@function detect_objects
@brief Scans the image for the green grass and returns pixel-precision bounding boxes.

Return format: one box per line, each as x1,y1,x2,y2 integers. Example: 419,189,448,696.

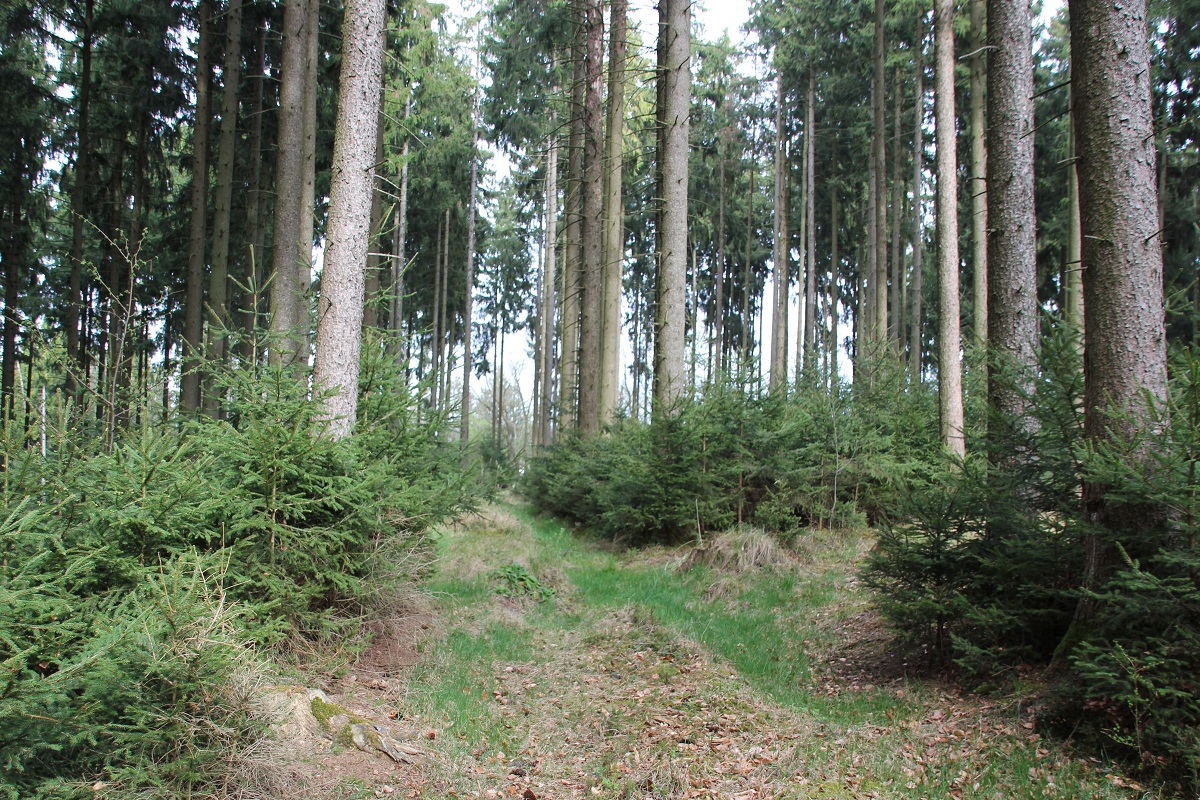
393,501,1141,800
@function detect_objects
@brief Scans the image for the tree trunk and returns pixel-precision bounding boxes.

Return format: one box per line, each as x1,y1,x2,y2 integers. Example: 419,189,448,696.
205,0,243,415
830,168,840,389
1066,98,1084,356
269,0,310,368
970,0,988,347
461,101,479,445
770,71,788,393
559,42,585,430
392,94,412,365
890,65,903,349
873,0,888,348
716,128,727,378
910,36,925,378
1066,0,1168,635
599,0,626,423
67,0,94,391
935,0,965,458
364,104,387,331
577,0,604,436
181,0,213,412
986,0,1037,431
653,0,689,416
539,129,559,445
803,68,817,379
296,0,320,354
242,15,267,362
312,0,387,440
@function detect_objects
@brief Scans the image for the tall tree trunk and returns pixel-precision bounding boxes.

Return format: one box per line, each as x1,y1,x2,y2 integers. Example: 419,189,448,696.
577,0,604,436
653,0,689,416
392,94,412,364
439,209,450,413
312,0,387,440
206,0,243,415
873,0,888,347
364,103,387,331
67,0,94,391
866,107,879,349
770,71,788,393
830,168,840,389
1066,0,1168,635
910,37,926,378
269,0,310,368
803,68,817,378
1066,97,1084,356
599,0,626,423
1,202,20,421
181,0,213,412
935,0,965,458
970,0,988,347
715,129,728,378
559,42,585,430
986,0,1037,432
539,129,559,446
243,15,267,361
461,102,479,445
890,65,903,349
430,213,443,411
296,0,320,354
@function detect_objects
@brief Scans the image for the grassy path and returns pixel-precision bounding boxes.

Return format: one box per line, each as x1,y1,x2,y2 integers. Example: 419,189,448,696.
375,502,1138,800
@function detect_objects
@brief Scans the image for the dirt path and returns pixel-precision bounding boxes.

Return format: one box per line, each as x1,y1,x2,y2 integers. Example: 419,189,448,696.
288,503,1143,800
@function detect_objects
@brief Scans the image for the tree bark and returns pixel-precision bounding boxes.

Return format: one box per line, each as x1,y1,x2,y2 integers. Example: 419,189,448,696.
268,0,310,368
313,0,387,440
770,71,788,393
461,100,480,445
653,0,690,415
803,68,817,379
392,94,412,365
181,0,213,412
873,0,888,348
1066,97,1084,356
935,0,965,458
559,41,585,431
970,0,988,347
67,0,94,391
242,15,267,361
1067,0,1168,633
986,0,1037,430
599,0,626,423
539,130,559,445
206,0,243,415
364,104,387,331
578,0,604,436
890,65,903,349
910,36,925,378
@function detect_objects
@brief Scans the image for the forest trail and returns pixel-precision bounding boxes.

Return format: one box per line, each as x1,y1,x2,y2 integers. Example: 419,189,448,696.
291,502,1141,800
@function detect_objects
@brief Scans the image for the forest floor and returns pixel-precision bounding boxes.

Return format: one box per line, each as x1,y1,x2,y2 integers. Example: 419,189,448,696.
276,500,1148,800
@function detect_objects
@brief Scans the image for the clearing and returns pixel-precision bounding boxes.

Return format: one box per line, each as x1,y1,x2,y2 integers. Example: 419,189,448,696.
282,501,1145,800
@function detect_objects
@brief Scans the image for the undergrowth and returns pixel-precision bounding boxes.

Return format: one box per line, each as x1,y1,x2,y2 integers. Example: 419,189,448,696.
0,342,478,798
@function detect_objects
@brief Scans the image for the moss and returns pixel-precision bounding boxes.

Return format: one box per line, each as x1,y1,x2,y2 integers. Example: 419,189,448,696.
310,695,369,732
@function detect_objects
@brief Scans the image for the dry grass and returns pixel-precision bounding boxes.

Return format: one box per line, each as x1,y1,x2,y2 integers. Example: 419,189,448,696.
681,525,791,575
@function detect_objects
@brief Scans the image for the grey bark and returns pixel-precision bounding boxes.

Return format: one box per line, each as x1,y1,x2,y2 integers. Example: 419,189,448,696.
578,0,604,436
873,0,888,346
970,0,988,347
242,16,267,361
935,0,965,457
313,0,387,439
181,0,213,412
539,131,559,446
559,42,585,430
268,0,309,368
1068,0,1168,631
770,71,788,392
653,0,689,415
600,0,626,423
205,0,243,414
986,0,1037,428
461,101,479,445
803,68,817,378
910,37,925,378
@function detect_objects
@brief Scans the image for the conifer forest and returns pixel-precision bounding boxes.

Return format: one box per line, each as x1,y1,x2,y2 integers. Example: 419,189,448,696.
2,0,1199,796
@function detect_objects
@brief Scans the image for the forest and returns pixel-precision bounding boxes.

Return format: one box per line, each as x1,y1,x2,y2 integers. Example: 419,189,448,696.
1,0,1198,796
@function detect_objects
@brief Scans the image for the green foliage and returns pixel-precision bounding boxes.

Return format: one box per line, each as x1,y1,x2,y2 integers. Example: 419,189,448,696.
865,331,1200,793
0,346,475,797
524,364,940,545
491,563,554,602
